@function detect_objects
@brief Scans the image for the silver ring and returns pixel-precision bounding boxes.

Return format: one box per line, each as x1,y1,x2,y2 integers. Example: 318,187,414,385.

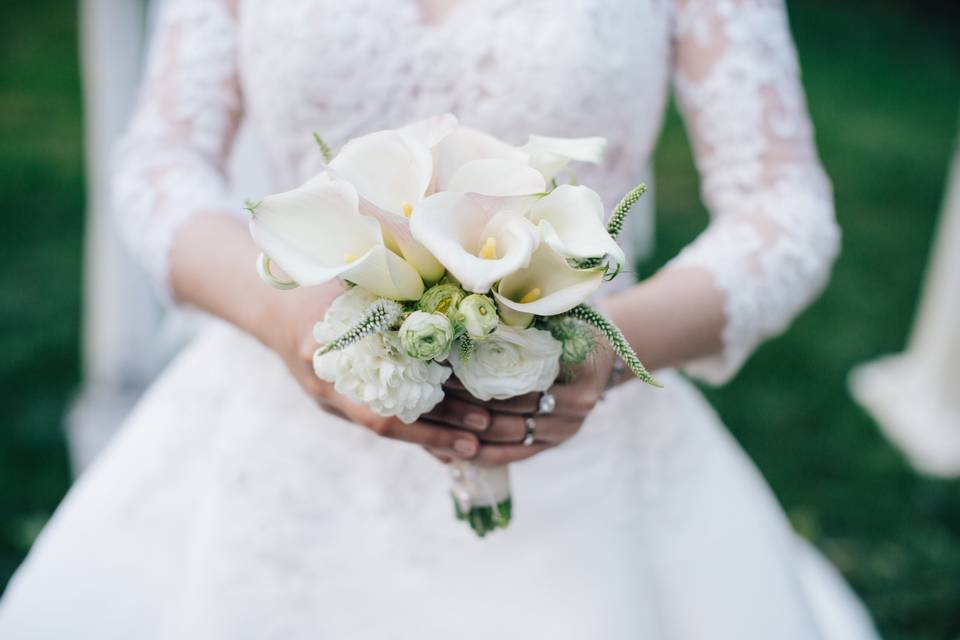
522,416,537,446
537,391,556,415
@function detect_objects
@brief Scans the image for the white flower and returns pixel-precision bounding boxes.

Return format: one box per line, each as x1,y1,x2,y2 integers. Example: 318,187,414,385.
521,134,607,182
398,311,454,361
457,294,498,339
314,290,451,423
527,185,625,267
450,325,562,401
493,243,605,316
249,173,424,300
410,192,539,293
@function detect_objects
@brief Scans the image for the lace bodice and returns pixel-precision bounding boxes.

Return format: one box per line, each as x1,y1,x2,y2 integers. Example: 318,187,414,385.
114,0,838,384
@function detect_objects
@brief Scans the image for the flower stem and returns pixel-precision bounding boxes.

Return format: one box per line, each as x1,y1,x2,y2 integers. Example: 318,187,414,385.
562,303,662,387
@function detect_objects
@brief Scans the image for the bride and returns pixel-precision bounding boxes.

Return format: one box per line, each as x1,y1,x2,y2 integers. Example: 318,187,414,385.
0,0,879,637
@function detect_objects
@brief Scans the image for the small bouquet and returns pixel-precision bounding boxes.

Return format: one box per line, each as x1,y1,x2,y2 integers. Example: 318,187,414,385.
247,115,659,536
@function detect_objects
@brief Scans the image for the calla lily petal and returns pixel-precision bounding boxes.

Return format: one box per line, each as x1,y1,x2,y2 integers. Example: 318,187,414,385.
494,244,604,316
434,127,529,191
447,158,546,196
339,244,425,300
528,185,626,268
329,130,433,213
410,192,538,293
249,174,379,285
249,174,424,300
398,113,458,149
522,135,607,182
358,196,445,283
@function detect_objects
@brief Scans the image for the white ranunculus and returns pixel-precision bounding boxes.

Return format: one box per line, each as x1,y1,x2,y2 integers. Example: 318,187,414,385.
399,311,454,361
521,134,607,182
450,325,562,401
493,243,604,316
458,294,499,339
410,192,539,293
249,174,424,300
527,185,626,269
314,290,451,423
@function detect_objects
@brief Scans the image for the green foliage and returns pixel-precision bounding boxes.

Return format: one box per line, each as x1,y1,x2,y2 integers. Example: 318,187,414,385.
312,132,334,164
316,299,403,355
562,304,660,386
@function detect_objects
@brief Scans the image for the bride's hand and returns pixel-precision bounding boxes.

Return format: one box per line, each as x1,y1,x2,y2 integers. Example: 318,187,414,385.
425,348,615,464
259,281,487,460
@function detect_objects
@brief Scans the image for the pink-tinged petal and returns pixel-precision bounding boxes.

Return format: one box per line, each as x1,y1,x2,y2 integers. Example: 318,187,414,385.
358,196,445,282
329,130,433,211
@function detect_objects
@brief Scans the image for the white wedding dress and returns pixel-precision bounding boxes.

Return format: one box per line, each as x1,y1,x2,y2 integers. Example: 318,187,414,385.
0,0,879,638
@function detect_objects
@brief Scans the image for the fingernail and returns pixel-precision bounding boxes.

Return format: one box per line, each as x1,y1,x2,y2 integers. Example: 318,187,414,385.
453,439,477,457
463,412,488,431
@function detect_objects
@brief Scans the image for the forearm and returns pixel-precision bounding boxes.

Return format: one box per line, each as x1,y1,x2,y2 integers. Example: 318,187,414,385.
600,267,725,375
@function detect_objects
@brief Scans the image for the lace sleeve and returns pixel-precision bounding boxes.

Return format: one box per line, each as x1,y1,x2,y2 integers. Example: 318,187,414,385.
113,0,242,301
666,0,839,385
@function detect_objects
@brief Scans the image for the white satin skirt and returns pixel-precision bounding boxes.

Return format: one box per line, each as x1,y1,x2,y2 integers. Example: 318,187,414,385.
0,322,877,639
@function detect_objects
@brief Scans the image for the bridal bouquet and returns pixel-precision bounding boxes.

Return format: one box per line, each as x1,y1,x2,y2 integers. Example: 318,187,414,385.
247,114,659,537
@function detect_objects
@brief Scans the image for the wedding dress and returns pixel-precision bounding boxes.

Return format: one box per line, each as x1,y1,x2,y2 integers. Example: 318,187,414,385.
0,0,879,637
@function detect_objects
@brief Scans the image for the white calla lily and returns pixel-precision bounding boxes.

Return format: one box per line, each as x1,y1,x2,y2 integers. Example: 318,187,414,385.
493,243,604,316
249,174,424,300
398,113,459,150
410,192,538,293
522,134,607,182
330,129,434,213
447,158,546,196
528,185,626,268
328,128,447,281
434,126,530,191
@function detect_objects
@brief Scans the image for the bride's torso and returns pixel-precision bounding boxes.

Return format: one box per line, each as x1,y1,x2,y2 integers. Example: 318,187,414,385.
236,0,673,208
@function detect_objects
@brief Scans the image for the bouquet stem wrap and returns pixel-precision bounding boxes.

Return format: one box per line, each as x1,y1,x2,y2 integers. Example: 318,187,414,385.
448,461,512,537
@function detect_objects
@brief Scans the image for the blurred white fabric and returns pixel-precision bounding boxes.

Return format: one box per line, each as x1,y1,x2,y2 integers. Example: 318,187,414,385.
68,0,275,473
3,1,876,638
850,126,960,477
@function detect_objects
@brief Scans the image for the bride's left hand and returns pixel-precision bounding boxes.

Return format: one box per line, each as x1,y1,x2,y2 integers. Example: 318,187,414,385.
423,348,615,464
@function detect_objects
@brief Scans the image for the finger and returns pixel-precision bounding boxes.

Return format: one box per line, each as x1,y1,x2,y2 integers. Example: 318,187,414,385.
473,442,552,465
479,412,526,444
444,388,541,415
365,415,480,459
424,447,454,464
422,395,491,432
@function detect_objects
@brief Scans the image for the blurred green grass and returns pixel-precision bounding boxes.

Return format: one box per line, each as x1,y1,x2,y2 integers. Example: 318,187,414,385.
0,1,958,638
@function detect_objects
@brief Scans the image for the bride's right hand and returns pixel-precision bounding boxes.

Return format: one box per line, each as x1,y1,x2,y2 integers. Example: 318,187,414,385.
259,280,488,460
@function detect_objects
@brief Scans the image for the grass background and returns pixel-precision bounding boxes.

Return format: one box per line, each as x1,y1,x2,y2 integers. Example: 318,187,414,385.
1,1,958,637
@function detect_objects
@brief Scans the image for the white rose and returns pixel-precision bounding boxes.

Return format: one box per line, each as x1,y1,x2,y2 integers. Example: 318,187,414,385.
451,325,562,401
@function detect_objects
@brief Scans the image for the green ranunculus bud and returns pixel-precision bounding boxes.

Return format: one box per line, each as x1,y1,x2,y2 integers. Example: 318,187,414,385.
458,294,499,340
399,311,454,361
418,283,466,317
545,316,595,365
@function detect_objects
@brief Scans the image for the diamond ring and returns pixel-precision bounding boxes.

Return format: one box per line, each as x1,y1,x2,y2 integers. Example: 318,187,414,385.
522,416,537,446
537,391,556,415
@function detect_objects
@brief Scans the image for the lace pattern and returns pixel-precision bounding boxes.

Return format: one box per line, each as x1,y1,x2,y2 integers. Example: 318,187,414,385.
667,0,838,382
113,0,837,384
